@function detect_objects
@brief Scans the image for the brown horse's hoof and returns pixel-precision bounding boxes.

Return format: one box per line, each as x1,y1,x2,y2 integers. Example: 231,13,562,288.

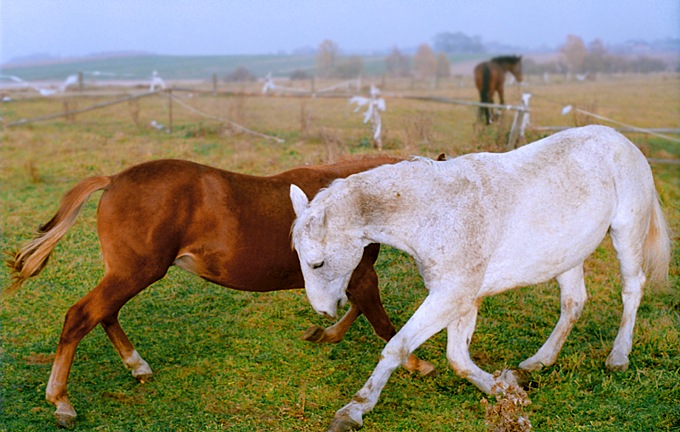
134,372,153,383
418,360,438,378
326,416,363,432
302,325,326,343
55,411,77,429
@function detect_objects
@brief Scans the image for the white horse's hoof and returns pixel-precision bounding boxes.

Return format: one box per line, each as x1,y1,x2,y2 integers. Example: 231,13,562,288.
605,352,629,372
327,416,363,432
328,405,363,432
519,358,545,372
499,369,520,386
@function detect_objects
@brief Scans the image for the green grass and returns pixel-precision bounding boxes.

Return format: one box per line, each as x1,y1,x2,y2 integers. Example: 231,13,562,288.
0,74,679,431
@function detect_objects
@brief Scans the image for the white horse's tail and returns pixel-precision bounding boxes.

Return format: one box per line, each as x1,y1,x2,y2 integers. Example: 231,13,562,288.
642,194,672,286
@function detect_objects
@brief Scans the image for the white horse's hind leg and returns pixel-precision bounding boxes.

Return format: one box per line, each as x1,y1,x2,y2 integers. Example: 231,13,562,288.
606,227,646,371
519,265,587,371
326,292,453,431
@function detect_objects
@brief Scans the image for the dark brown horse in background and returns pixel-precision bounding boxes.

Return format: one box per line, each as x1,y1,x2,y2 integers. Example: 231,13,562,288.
5,157,434,428
474,55,523,124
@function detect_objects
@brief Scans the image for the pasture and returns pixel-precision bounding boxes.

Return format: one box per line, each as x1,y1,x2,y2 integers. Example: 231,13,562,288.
1,73,678,431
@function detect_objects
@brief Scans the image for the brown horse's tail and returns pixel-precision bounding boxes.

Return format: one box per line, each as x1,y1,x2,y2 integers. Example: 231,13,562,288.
480,63,491,103
479,63,492,123
642,193,672,286
3,176,112,297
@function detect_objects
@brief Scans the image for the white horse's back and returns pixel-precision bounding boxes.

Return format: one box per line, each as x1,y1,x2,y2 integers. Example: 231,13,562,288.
346,125,664,295
453,125,661,294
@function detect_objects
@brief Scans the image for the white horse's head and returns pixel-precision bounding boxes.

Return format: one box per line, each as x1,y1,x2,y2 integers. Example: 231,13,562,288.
290,184,366,319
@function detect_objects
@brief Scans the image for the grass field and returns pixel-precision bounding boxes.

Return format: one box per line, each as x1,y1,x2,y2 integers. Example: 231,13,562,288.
0,73,678,431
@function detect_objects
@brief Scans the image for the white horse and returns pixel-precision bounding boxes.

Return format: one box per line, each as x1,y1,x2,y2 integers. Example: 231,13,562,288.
290,125,671,431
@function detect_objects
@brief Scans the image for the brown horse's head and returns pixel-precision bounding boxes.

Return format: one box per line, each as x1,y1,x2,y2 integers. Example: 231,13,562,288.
508,56,522,82
493,55,523,82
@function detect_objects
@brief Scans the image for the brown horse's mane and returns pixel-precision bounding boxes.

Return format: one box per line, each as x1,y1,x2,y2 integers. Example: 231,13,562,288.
305,155,403,174
323,155,402,167
491,55,521,65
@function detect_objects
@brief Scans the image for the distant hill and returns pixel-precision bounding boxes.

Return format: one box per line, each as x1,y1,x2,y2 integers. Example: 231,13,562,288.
0,53,488,82
0,54,342,82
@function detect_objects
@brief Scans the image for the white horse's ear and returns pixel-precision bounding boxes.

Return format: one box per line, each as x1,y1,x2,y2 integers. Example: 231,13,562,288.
290,184,309,217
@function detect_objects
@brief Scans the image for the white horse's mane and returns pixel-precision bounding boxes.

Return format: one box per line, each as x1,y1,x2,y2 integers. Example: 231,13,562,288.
409,155,435,164
292,156,450,240
408,155,451,172
290,178,347,243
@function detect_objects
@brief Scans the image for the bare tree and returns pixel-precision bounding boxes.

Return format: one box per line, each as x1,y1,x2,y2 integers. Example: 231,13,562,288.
316,39,339,78
560,34,588,73
385,47,410,77
413,44,437,81
584,38,611,73
336,56,364,79
436,53,451,79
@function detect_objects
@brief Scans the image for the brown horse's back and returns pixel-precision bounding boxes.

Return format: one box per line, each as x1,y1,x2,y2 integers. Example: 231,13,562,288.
97,157,400,291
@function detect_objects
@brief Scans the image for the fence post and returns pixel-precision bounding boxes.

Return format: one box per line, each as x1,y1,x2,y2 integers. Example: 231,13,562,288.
506,93,531,150
507,110,524,150
167,89,173,133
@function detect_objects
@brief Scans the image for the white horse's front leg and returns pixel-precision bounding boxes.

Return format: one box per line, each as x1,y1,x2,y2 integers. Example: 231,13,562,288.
445,299,520,394
326,293,453,432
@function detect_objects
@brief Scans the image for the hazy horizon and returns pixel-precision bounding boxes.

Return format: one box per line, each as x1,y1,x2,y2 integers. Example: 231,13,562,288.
1,0,679,64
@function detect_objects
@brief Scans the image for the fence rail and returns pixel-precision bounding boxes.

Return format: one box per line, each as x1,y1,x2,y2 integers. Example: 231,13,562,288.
534,126,680,134
2,84,678,164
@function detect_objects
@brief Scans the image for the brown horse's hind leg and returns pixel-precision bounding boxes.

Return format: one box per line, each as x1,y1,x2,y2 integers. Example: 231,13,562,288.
351,275,436,377
101,315,153,382
347,247,436,377
46,273,155,428
302,244,436,376
47,338,79,428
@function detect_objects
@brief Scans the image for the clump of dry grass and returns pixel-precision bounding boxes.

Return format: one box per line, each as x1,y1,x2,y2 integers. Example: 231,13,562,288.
472,115,513,153
569,101,598,127
127,98,141,128
480,371,532,432
24,159,42,183
62,100,78,122
404,111,434,149
319,127,347,163
229,93,247,125
299,100,312,137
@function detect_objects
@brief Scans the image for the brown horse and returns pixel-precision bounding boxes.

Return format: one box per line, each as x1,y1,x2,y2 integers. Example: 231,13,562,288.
5,157,435,428
474,55,523,125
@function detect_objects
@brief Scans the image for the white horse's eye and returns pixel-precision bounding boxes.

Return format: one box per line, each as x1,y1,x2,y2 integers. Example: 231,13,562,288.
312,261,325,270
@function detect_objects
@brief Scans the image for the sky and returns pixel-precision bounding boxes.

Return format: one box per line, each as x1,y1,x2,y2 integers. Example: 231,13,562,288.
1,0,678,63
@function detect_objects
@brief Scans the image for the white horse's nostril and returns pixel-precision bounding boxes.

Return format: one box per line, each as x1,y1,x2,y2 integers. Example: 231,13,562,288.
320,310,336,320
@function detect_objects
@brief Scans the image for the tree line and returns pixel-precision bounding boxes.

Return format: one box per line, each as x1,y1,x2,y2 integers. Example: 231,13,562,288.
548,34,672,74
314,40,453,81
223,33,675,82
